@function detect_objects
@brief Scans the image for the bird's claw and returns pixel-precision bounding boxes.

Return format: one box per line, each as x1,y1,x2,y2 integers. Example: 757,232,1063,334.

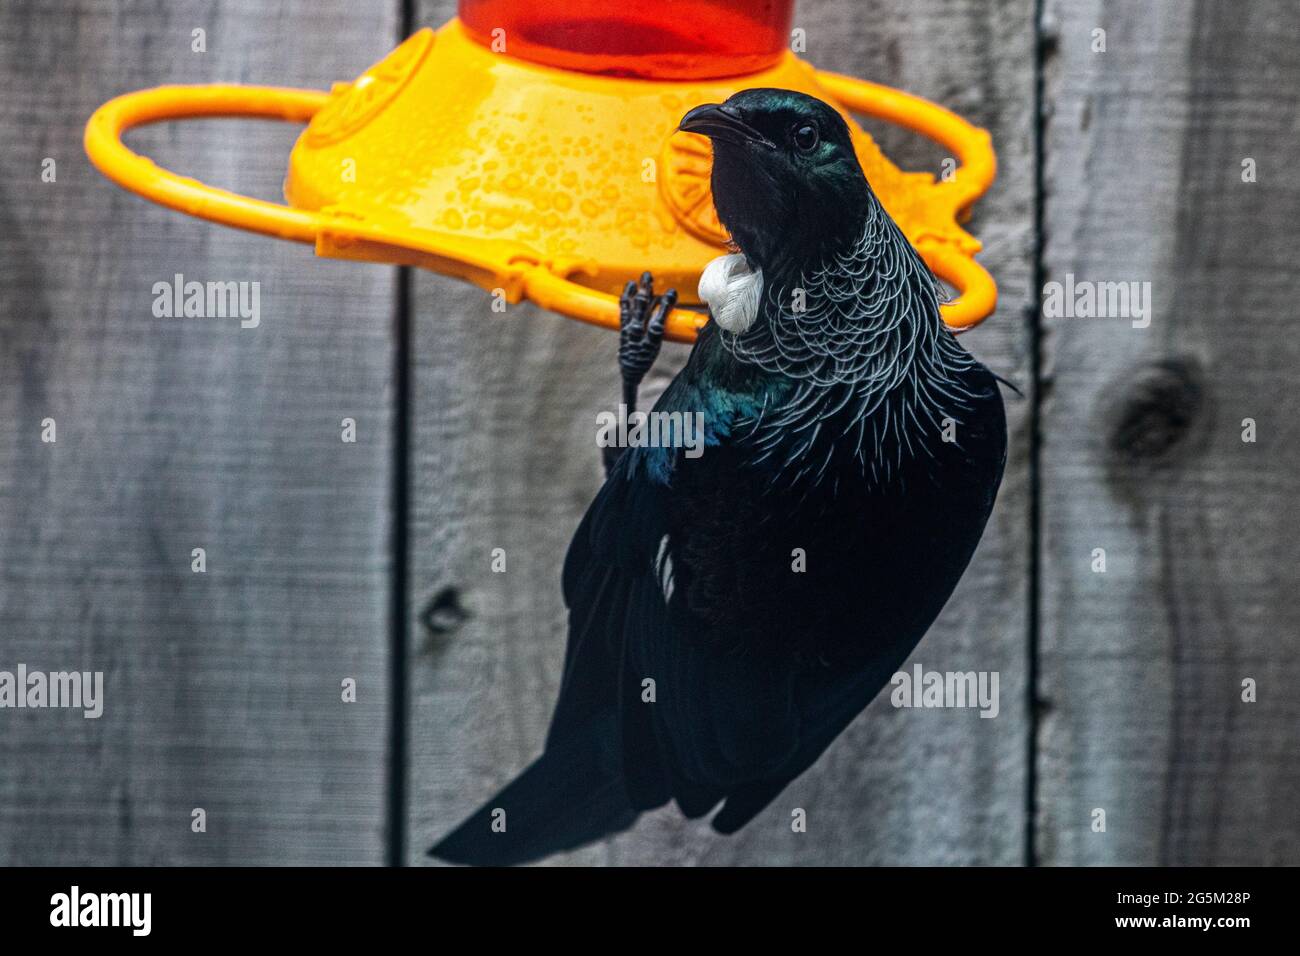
619,271,676,404
603,272,675,476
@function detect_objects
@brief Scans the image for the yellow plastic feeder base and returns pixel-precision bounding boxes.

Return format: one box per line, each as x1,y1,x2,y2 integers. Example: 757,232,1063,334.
85,19,997,342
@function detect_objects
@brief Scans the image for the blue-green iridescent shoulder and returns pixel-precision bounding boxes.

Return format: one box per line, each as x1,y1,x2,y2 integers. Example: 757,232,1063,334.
630,323,791,485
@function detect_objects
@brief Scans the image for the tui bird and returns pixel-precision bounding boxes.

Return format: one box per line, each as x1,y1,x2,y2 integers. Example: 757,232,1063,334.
430,89,1007,865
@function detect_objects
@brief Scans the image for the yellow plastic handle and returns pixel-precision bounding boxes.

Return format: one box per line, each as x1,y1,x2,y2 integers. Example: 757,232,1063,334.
84,79,994,343
84,83,531,297
84,84,328,243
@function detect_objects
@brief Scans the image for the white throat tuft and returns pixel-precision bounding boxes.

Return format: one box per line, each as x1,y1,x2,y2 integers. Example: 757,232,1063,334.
698,253,764,334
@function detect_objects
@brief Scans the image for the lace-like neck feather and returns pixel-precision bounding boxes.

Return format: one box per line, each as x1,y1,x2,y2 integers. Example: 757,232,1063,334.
719,192,979,490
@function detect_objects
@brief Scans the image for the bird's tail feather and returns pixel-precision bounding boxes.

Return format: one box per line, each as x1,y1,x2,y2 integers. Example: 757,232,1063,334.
428,713,638,866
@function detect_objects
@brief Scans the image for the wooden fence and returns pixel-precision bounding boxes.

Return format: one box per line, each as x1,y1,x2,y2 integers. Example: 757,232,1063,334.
0,0,1295,865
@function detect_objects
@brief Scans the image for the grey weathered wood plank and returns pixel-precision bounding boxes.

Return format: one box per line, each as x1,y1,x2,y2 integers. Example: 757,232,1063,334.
407,0,1035,864
0,0,400,864
1038,0,1300,864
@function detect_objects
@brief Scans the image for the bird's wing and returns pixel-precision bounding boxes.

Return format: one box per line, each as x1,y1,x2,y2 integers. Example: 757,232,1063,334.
547,449,665,752
552,352,1005,827
551,379,813,818
708,366,1010,832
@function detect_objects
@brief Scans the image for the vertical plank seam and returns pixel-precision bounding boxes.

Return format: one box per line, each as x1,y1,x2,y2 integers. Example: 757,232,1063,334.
387,0,419,868
389,263,413,867
1026,0,1049,868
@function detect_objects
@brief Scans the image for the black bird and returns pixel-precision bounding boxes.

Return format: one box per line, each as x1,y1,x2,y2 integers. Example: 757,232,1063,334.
430,89,1007,865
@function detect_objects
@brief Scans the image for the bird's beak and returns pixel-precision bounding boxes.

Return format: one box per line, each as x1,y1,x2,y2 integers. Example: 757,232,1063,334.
678,103,776,149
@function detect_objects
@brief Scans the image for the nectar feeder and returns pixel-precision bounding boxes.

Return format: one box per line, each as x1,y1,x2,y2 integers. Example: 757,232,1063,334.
84,0,998,342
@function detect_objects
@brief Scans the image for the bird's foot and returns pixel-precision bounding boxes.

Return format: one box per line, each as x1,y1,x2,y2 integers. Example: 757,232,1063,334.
604,272,676,475
618,271,676,409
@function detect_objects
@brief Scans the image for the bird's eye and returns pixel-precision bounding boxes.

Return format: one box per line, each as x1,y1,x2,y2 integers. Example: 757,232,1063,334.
792,122,819,152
